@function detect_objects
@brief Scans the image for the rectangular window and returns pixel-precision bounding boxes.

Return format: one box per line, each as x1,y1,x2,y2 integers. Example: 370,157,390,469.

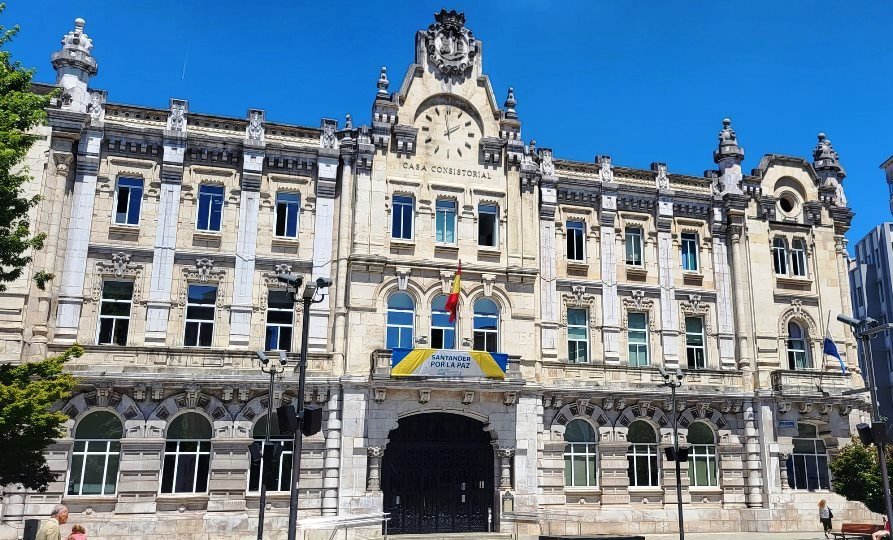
275,192,300,238
114,177,143,225
567,308,589,363
392,195,414,240
681,232,699,271
790,240,807,277
685,317,707,369
478,204,498,247
435,199,457,244
196,184,224,232
265,290,294,352
248,440,293,493
772,239,788,275
566,221,586,261
67,440,120,496
184,284,217,347
625,227,643,266
628,312,649,366
97,281,134,346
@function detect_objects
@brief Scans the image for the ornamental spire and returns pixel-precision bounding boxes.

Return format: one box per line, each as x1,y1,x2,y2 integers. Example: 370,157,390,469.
51,18,99,113
504,88,517,120
377,66,389,96
713,118,744,164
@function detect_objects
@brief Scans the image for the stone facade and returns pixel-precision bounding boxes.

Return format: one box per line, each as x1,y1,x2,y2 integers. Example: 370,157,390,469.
0,10,879,540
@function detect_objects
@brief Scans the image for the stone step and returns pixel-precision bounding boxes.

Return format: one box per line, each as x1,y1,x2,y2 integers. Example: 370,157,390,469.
388,533,513,540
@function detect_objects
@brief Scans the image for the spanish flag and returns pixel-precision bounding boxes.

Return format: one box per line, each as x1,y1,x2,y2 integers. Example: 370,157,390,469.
445,261,461,323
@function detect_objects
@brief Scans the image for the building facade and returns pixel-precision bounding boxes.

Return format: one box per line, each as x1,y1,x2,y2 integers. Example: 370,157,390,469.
0,11,879,539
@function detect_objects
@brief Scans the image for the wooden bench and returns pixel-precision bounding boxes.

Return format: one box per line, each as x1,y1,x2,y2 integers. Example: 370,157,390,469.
829,523,885,540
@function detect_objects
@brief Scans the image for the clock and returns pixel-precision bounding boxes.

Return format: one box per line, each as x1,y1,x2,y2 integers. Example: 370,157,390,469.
418,103,480,160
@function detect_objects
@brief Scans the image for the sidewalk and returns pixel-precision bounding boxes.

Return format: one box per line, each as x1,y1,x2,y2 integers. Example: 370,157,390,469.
647,534,829,540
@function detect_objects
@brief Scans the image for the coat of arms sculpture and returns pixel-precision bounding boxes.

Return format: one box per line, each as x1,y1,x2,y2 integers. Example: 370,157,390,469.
425,9,477,76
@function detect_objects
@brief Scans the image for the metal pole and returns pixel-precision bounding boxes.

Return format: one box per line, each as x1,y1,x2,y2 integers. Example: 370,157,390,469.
672,382,684,540
257,366,275,540
862,333,893,527
287,293,313,540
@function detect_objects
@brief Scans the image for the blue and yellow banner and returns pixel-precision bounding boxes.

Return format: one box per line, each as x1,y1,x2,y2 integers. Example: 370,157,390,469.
391,348,507,378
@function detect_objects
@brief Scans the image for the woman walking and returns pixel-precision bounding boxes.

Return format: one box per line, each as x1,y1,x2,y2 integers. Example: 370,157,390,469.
819,499,834,538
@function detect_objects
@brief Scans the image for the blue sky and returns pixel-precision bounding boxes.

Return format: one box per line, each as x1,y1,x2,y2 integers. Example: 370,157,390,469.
6,1,892,245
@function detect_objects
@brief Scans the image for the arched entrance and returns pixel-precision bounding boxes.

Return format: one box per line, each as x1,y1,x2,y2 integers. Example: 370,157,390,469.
382,413,495,534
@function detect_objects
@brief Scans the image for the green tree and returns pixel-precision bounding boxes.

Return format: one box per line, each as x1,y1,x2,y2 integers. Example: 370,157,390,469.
0,3,54,292
0,345,79,491
830,437,893,514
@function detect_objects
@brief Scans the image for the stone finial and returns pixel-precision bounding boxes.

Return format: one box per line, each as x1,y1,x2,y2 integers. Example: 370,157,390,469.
713,118,744,164
246,109,265,142
51,18,98,76
377,66,389,96
812,132,846,179
345,113,353,130
320,118,339,150
504,87,517,119
167,99,188,133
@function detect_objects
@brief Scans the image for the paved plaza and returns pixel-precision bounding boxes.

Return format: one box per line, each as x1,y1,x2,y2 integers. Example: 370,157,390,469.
648,534,836,540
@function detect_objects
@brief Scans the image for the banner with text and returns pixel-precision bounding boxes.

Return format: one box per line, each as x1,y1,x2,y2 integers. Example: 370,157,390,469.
391,348,508,379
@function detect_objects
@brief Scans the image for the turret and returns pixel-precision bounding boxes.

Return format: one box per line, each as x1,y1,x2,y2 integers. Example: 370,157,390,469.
812,133,847,207
50,18,98,113
712,118,744,195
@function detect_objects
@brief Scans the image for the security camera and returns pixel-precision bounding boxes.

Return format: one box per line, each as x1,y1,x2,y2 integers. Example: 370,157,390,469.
255,350,269,365
316,277,333,288
657,366,669,379
837,314,861,327
278,351,288,366
276,273,304,288
675,368,684,380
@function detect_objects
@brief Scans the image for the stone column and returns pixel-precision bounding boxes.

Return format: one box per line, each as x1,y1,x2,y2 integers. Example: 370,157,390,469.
712,217,737,369
717,441,746,507
539,439,566,506
207,438,251,512
115,437,165,514
513,394,542,512
655,196,681,368
229,109,265,347
338,387,371,513
727,215,754,373
778,452,790,489
599,440,632,505
322,390,342,515
600,185,621,365
538,175,558,360
834,236,857,369
309,121,339,351
145,99,187,344
496,446,515,489
55,119,103,342
743,400,764,507
366,446,384,491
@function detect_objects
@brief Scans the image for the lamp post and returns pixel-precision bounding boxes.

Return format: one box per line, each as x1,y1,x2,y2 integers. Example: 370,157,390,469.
837,314,893,528
659,366,686,540
253,350,287,540
277,273,332,540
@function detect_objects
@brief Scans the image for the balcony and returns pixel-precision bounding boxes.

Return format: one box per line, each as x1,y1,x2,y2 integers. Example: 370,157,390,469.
371,348,523,383
770,369,850,398
541,362,746,395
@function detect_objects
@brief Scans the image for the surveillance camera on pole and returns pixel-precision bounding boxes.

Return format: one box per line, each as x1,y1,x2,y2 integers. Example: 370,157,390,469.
276,273,304,289
278,351,288,367
255,350,269,365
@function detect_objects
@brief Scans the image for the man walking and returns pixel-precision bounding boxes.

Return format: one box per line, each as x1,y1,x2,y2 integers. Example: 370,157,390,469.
35,505,68,540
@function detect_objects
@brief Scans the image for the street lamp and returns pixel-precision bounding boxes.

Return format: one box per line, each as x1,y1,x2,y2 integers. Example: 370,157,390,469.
658,366,686,540
253,349,287,540
277,274,332,540
837,314,893,529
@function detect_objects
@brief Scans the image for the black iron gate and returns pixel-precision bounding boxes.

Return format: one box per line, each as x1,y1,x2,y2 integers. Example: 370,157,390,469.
382,413,494,534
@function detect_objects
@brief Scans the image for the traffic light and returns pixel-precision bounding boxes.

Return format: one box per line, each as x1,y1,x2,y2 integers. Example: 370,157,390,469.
664,446,691,462
262,442,283,490
277,404,298,434
301,405,323,437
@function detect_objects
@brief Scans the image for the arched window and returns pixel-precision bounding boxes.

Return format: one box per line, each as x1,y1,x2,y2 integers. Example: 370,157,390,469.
67,411,122,496
248,412,294,493
687,422,718,487
161,412,212,494
786,321,811,370
791,239,808,277
787,423,829,490
772,238,788,275
563,419,598,487
473,298,499,353
386,293,415,349
430,295,455,349
627,420,659,487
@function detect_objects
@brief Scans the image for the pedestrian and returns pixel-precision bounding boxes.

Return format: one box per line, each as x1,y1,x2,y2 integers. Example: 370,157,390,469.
67,524,87,540
872,517,891,540
819,499,833,538
34,504,68,540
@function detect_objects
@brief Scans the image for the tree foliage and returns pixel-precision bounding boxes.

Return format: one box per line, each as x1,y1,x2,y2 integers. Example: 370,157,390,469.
830,437,893,515
0,346,79,491
0,3,54,292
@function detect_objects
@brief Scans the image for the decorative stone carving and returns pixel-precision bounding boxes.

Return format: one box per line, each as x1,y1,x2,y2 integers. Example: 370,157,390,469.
344,113,353,130
817,403,833,415
540,148,555,177
377,66,389,96
418,389,430,404
87,91,104,124
462,391,475,405
238,385,250,403
779,452,791,489
570,285,586,306
92,252,143,302
837,403,852,416
798,402,813,414
395,267,411,291
812,132,847,207
654,162,669,190
222,386,234,402
179,260,226,307
52,151,73,176
151,384,164,401
496,446,515,489
246,109,264,142
503,392,517,406
367,446,384,491
320,118,338,149
777,401,792,414
482,274,496,297
424,9,478,76
168,99,187,132
504,87,517,120
184,384,201,409
133,383,146,401
598,155,614,184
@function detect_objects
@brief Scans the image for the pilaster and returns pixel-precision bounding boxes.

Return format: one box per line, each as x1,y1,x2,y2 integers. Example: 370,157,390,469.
718,442,747,507
600,181,621,365
538,169,558,360
711,207,737,369
598,440,631,504
321,390,342,515
513,394,542,512
659,446,691,504
309,119,339,351
207,438,252,512
656,194,679,368
743,400,764,508
115,438,165,514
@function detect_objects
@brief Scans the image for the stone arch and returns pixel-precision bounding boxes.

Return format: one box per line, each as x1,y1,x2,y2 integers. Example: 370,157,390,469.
234,393,296,438
60,391,144,438
373,277,426,312
421,280,463,308
778,307,818,338
550,400,610,441
615,403,671,443
413,94,484,134
465,285,514,318
374,408,497,450
147,391,232,438
679,405,732,444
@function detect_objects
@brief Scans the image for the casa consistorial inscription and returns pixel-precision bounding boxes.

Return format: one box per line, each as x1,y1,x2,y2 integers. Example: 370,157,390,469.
401,158,494,179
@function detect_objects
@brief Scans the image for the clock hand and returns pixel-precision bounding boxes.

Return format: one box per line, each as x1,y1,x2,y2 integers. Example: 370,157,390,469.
443,125,461,137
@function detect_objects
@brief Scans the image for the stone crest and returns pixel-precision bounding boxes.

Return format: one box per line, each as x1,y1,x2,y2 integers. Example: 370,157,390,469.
540,148,555,177
655,163,669,190
168,99,187,132
425,9,478,76
246,110,264,142
320,119,338,150
88,91,104,124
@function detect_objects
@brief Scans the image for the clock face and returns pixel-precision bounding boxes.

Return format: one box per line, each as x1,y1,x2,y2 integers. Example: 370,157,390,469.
418,104,479,160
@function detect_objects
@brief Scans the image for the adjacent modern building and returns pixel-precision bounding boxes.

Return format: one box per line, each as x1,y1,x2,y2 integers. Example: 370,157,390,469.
0,10,879,539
